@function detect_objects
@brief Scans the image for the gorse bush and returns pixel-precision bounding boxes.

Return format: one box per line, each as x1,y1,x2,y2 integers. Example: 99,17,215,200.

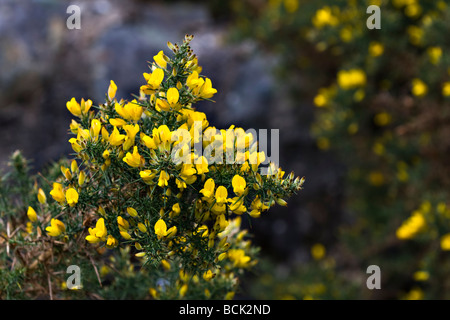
0,35,304,299
220,0,450,299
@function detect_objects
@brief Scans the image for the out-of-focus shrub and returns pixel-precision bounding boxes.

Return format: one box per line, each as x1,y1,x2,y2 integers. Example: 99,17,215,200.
220,0,450,299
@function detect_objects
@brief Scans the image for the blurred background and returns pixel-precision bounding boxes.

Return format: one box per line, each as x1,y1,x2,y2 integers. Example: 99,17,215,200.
1,0,450,299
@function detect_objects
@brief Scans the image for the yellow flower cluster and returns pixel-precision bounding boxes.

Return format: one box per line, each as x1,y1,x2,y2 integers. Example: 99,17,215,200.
40,35,304,278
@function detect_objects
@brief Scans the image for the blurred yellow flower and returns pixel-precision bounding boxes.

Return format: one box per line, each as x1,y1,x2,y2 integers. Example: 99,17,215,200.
396,211,426,240
27,206,37,222
311,243,326,260
411,78,427,97
337,69,366,90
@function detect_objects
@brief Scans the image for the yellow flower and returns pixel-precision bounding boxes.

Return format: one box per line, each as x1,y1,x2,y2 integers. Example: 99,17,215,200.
108,80,117,100
140,170,156,184
312,6,339,28
369,41,384,57
186,70,201,89
127,207,138,217
27,206,38,222
413,271,429,281
115,100,143,122
195,156,209,175
442,82,450,96
123,124,140,151
106,235,118,248
311,243,326,260
412,78,427,97
374,112,392,126
153,50,167,69
123,146,145,168
198,78,217,99
203,269,215,281
154,219,168,239
157,87,180,111
179,284,188,298
37,188,46,204
86,218,108,243
232,175,246,196
66,188,79,207
141,68,164,94
337,69,366,90
227,249,251,268
158,170,170,187
90,119,102,140
50,182,65,203
396,211,426,240
171,203,181,218
117,216,130,231
427,46,442,65
215,186,228,205
109,126,126,146
46,218,66,237
440,233,450,250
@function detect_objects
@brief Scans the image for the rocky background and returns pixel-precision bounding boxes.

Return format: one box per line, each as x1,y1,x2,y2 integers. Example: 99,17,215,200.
0,0,344,294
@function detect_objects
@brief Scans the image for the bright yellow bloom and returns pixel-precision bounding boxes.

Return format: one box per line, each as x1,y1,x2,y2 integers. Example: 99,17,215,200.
199,78,217,99
215,186,228,205
227,249,251,268
66,98,92,117
115,100,143,122
123,146,145,168
90,119,102,140
229,197,247,215
337,69,366,90
50,182,65,203
141,68,164,94
412,78,427,97
108,80,117,100
200,178,216,199
396,211,426,240
109,126,126,146
66,188,79,207
195,156,209,175
46,218,66,237
232,175,246,196
157,87,180,111
153,50,167,69
37,188,46,204
86,218,108,243
154,219,168,239
140,169,156,184
106,235,118,248
312,6,339,28
27,206,37,222
123,124,140,151
158,170,170,187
